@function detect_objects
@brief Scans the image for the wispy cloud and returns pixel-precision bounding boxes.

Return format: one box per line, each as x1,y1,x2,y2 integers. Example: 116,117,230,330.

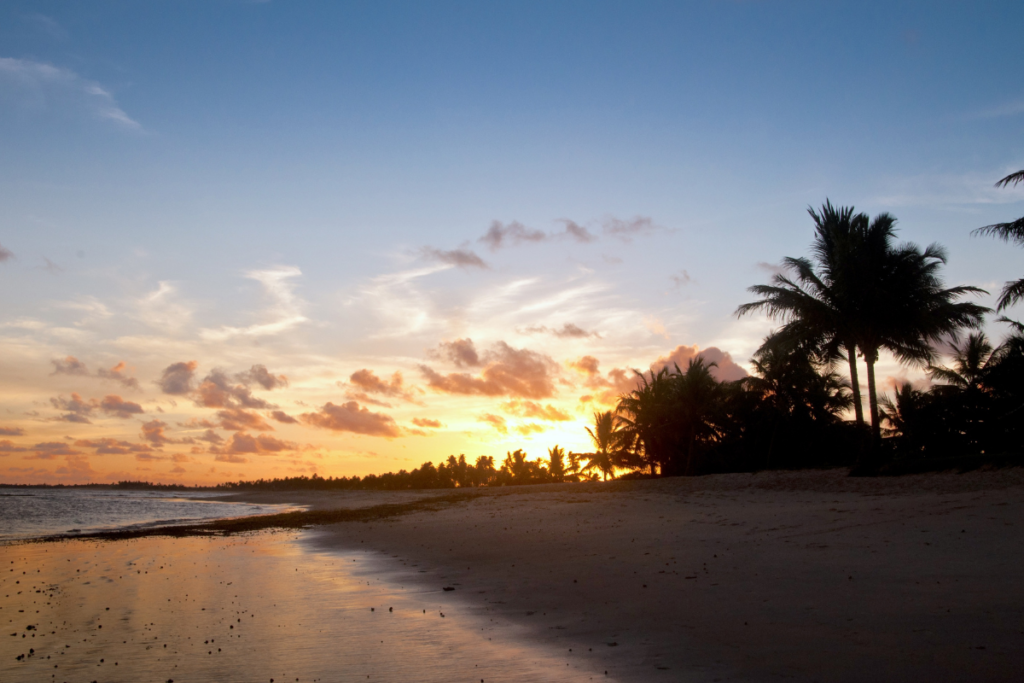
970,98,1024,120
25,14,68,40
0,57,141,130
0,243,13,262
201,266,309,340
873,170,1024,208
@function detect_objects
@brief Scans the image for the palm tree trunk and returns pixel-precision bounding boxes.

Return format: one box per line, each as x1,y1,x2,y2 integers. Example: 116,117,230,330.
846,341,864,427
864,349,882,448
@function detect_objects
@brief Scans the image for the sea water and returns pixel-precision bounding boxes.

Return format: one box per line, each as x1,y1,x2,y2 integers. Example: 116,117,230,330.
0,487,290,541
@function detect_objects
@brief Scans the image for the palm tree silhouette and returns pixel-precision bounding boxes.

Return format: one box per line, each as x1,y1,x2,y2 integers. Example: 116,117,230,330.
547,445,566,483
927,333,996,390
583,411,623,481
737,201,869,428
616,367,676,475
973,170,1024,311
854,237,987,446
739,201,987,451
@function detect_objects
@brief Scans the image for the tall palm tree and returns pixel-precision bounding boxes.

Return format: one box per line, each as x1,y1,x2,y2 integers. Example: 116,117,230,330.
740,201,987,449
855,239,988,444
737,201,870,428
973,169,1024,311
583,410,623,481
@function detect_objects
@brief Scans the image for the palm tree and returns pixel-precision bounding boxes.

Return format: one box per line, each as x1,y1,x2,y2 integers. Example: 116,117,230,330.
854,238,988,445
973,170,1024,311
547,445,566,483
565,451,584,481
737,201,869,428
583,410,623,480
616,367,677,475
880,382,928,453
740,202,987,450
927,333,996,390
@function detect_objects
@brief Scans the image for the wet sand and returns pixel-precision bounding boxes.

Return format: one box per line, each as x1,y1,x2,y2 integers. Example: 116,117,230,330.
1,533,608,682
4,468,1024,681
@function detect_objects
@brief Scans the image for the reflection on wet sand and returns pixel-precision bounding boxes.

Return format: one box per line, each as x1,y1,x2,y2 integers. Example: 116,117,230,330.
0,534,608,682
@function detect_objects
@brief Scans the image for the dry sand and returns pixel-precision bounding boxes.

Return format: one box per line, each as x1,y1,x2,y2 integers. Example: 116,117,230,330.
297,468,1024,682
4,468,1024,682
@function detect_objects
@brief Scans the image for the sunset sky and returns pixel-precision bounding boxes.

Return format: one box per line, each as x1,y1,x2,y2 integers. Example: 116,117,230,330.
1,1,1022,485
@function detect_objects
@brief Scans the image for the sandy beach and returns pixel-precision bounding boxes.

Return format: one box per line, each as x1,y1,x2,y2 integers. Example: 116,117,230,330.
4,468,1024,681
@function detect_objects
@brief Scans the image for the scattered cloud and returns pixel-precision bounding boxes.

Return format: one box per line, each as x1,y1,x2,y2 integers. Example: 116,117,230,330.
671,270,693,287
568,355,601,376
141,419,175,446
157,361,198,395
519,322,600,339
301,402,401,438
651,344,749,382
211,432,296,456
411,417,443,428
420,247,488,269
0,440,28,454
478,413,508,434
514,422,547,436
97,394,144,418
51,356,89,376
216,408,274,432
0,57,141,129
29,441,81,459
557,219,597,243
601,216,662,242
341,369,418,405
74,438,153,456
196,369,273,410
237,364,288,390
0,243,13,262
51,356,140,389
214,452,249,464
756,261,785,276
0,426,24,437
270,410,298,424
420,341,559,399
476,216,651,251
430,338,482,367
502,400,572,421
97,361,140,389
49,392,94,423
479,220,547,251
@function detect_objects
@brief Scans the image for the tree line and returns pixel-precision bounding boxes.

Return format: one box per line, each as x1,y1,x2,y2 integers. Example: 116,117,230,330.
220,171,1024,490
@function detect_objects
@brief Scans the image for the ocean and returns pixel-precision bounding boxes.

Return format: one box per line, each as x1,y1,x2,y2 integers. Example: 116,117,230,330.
0,487,291,541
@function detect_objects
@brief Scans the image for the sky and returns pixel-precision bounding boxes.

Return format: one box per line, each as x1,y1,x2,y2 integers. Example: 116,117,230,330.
1,0,1022,485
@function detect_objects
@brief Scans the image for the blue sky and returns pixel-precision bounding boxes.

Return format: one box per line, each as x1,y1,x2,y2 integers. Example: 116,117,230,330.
1,1,1022,484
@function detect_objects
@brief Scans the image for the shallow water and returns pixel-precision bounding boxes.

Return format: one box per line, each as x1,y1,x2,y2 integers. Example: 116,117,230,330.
0,533,612,682
0,487,290,541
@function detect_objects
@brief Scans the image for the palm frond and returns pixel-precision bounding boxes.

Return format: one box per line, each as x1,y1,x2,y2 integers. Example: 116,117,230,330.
997,278,1024,312
995,169,1024,188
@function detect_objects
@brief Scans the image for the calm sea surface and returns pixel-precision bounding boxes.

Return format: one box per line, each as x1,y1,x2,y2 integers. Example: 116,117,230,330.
0,487,290,541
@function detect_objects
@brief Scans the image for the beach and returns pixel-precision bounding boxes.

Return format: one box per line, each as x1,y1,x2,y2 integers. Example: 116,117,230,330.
4,468,1024,681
